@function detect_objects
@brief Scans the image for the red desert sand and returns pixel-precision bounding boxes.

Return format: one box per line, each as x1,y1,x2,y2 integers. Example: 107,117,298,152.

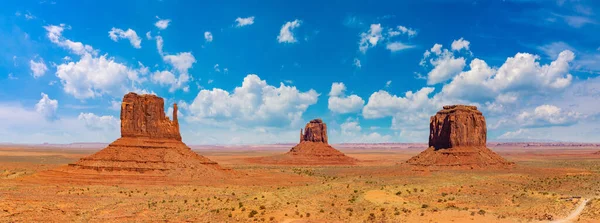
406,105,513,169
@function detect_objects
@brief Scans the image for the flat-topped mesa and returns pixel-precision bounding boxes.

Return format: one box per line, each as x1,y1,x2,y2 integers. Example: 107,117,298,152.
300,118,328,144
120,92,181,141
252,118,356,165
407,104,513,169
429,104,486,150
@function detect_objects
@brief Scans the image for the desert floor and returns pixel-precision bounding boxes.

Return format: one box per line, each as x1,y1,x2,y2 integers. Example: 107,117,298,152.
1,144,600,222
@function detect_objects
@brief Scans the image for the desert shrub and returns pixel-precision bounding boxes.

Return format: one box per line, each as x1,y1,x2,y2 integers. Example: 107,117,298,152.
259,205,266,210
368,213,376,221
306,213,310,217
441,192,448,197
249,210,258,218
478,209,486,215
421,204,429,208
395,191,402,196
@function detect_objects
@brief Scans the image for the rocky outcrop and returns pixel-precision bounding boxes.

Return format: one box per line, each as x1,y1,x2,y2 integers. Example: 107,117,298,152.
407,105,513,169
252,119,356,165
300,119,328,143
66,92,224,177
121,93,181,140
429,105,486,149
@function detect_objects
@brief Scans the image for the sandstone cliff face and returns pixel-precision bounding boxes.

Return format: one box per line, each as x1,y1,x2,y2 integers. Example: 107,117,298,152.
300,119,328,144
407,105,512,169
120,92,181,141
429,105,486,150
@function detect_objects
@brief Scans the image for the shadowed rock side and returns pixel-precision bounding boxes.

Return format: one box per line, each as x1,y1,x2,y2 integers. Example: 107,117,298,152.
252,119,356,165
407,105,513,169
39,92,226,183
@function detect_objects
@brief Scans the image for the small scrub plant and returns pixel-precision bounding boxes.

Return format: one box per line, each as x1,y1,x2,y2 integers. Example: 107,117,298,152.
249,210,258,218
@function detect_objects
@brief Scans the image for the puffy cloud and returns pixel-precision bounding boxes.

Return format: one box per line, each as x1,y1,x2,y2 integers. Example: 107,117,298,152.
441,50,575,104
340,119,361,135
328,82,364,114
277,19,301,43
43,24,96,56
335,119,392,143
151,70,176,86
353,58,361,68
155,17,171,30
395,25,417,37
386,42,415,52
156,36,164,55
108,28,142,48
162,52,196,74
186,74,319,127
488,50,574,91
0,104,119,143
55,53,139,99
329,82,345,97
421,43,467,85
30,58,48,78
516,105,583,128
235,16,255,27
440,58,496,101
204,31,213,42
385,80,392,88
360,24,416,53
145,31,152,40
362,87,436,119
35,93,58,120
451,37,470,52
45,24,148,99
78,112,119,131
359,24,383,53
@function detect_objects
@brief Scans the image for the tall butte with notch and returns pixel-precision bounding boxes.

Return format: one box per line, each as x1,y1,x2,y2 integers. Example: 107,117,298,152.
60,92,225,180
254,119,357,165
406,105,513,169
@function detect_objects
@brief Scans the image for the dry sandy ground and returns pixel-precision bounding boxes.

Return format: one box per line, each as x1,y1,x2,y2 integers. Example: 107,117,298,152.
1,144,600,222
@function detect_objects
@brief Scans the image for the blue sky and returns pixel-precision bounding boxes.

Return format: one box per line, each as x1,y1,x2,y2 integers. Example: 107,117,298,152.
1,0,600,144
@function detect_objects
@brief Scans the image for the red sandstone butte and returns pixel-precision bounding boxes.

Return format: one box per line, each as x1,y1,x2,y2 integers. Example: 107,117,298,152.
406,105,513,169
254,119,356,165
64,92,224,178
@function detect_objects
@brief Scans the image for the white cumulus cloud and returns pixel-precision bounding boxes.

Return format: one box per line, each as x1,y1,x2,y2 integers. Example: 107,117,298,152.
155,17,171,30
277,19,302,43
108,28,142,48
328,82,364,114
35,93,58,120
186,74,319,127
204,31,213,42
30,58,48,78
235,16,255,27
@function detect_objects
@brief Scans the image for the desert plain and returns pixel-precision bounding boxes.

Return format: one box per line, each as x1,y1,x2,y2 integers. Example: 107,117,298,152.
1,142,600,223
